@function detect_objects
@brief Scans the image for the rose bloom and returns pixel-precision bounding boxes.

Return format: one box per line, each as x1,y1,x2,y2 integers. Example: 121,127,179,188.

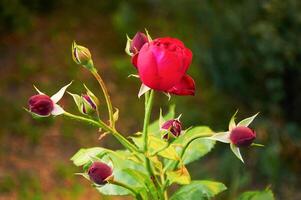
132,37,195,96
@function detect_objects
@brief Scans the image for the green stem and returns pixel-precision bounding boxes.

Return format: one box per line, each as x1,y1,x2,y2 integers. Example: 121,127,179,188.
109,180,143,200
141,90,163,199
91,69,115,129
63,112,138,152
142,90,155,179
143,90,154,152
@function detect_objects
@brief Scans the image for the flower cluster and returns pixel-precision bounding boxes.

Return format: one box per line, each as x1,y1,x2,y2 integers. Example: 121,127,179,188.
25,30,264,200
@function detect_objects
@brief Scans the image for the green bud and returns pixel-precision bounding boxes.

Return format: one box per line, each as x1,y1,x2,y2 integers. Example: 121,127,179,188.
83,84,99,107
72,41,95,71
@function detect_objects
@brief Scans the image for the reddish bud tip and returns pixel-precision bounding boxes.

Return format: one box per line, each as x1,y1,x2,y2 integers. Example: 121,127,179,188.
83,94,97,109
28,94,54,116
161,119,182,139
130,32,148,54
88,162,112,185
230,126,256,147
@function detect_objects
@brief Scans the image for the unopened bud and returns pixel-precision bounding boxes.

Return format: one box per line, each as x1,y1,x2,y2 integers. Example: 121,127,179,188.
161,119,182,140
81,94,97,114
88,162,113,185
130,32,148,54
28,94,54,116
72,41,94,70
230,126,256,147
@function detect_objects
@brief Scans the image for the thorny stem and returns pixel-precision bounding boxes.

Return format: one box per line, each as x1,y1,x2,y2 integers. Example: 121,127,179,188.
91,68,115,129
63,112,138,152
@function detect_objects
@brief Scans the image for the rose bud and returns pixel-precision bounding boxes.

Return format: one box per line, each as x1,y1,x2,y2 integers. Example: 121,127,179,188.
72,41,94,71
81,94,97,114
27,82,72,117
133,37,195,96
88,161,113,185
130,32,148,54
230,126,256,147
161,119,182,140
28,94,54,116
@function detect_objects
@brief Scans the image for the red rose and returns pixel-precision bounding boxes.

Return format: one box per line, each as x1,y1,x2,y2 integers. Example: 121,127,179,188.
230,126,256,147
132,37,195,96
88,162,113,185
28,94,54,116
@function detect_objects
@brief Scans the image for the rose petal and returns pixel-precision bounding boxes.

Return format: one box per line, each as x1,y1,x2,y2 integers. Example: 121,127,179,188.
167,74,195,96
131,54,138,68
183,48,193,71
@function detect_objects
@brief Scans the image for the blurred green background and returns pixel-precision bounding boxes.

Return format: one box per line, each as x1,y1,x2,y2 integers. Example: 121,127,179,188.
0,0,301,199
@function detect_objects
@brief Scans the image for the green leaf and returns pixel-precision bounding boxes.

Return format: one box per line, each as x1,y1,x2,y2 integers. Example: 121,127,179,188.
237,189,275,200
173,126,215,164
96,184,132,196
71,148,145,173
166,166,191,185
131,135,179,160
148,105,175,137
170,180,227,200
182,138,215,165
173,126,213,146
71,147,109,166
123,168,159,200
97,168,155,198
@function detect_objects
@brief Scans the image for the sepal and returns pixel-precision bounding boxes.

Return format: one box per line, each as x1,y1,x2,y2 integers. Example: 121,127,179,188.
51,81,73,103
230,143,244,163
237,112,259,127
138,84,151,98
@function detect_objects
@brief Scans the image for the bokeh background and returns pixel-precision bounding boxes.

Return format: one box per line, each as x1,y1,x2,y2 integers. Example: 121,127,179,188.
1,0,301,199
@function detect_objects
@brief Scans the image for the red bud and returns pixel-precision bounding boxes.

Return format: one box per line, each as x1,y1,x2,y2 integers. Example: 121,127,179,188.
230,126,256,147
130,32,148,54
162,119,182,139
88,162,112,185
28,94,54,116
